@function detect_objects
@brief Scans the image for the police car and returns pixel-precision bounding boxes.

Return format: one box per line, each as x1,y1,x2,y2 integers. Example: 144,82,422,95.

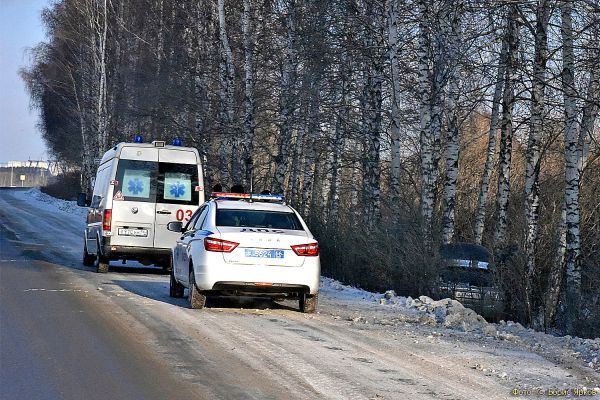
167,192,320,313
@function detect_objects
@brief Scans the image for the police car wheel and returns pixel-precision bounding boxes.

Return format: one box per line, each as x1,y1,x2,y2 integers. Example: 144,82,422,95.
299,293,318,314
170,269,184,298
188,270,206,309
82,240,95,266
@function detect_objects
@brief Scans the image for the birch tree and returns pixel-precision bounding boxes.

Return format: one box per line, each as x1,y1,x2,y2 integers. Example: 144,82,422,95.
473,26,508,245
441,2,462,244
273,0,298,194
493,4,520,249
241,0,255,189
524,0,550,324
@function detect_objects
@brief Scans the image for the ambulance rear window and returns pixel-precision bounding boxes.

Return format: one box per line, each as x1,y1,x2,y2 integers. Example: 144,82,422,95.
114,160,157,203
157,163,199,206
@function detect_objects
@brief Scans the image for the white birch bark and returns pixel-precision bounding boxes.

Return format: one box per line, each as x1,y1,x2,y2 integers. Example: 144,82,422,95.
387,0,402,200
218,0,235,126
493,5,519,249
241,0,255,189
474,34,508,245
525,0,550,324
441,3,462,244
558,0,582,330
362,3,384,226
301,83,320,216
87,0,109,156
417,0,435,248
546,22,600,328
273,1,297,194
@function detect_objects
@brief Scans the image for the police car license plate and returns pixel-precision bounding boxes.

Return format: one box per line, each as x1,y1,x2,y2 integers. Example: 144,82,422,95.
118,228,148,237
245,249,285,259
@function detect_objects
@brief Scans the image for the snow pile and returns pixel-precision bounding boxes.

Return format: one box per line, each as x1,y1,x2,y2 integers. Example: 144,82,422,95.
321,278,599,372
16,188,88,220
405,295,488,331
320,277,382,303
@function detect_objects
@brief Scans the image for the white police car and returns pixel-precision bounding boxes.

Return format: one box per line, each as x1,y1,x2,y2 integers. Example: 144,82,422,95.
167,192,320,313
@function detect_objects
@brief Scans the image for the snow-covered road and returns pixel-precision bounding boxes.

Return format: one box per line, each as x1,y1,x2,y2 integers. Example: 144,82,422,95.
0,188,598,399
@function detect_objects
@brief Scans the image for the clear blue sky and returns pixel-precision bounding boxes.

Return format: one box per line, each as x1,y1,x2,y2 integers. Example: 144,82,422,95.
0,0,50,163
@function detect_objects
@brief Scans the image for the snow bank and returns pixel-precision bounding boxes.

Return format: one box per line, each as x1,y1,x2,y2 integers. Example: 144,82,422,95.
320,278,599,373
14,188,88,221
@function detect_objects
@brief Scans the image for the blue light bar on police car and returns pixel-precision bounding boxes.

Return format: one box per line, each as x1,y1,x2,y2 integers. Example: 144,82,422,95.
172,137,182,146
211,192,285,202
250,193,285,202
134,134,143,143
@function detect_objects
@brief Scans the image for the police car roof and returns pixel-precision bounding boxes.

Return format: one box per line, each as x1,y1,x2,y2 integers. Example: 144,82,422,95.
212,199,294,213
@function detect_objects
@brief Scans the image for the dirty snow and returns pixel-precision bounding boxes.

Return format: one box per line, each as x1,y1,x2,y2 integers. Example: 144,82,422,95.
14,187,600,373
4,187,599,398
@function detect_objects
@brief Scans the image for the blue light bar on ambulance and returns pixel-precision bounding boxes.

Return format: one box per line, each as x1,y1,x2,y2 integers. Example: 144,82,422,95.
211,192,285,202
134,134,143,143
172,137,182,146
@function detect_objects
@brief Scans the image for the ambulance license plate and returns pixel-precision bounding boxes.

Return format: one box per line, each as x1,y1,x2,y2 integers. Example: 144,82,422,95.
118,228,148,237
245,249,285,259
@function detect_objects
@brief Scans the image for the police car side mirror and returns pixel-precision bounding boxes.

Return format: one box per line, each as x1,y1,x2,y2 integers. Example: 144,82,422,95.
77,193,90,207
167,221,184,233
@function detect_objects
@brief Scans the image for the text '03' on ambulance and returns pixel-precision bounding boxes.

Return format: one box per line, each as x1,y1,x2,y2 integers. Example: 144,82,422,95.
77,136,204,273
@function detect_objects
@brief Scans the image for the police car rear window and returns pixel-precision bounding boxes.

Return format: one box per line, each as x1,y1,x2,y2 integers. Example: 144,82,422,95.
216,210,304,231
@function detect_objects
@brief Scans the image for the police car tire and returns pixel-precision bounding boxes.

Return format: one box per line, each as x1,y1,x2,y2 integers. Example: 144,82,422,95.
170,269,185,298
300,293,318,314
188,270,206,309
83,240,95,266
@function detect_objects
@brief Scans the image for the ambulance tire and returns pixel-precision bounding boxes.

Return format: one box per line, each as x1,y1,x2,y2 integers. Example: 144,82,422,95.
83,239,95,266
170,269,185,298
95,241,109,273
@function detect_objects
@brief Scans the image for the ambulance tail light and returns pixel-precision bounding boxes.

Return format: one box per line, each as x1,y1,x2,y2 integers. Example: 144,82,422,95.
204,237,239,253
103,209,112,231
291,243,319,257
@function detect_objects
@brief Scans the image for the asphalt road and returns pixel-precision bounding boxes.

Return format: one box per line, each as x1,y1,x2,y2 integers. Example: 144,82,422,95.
0,227,199,400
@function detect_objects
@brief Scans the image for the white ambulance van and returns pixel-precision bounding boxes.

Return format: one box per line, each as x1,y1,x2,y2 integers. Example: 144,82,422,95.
78,138,204,273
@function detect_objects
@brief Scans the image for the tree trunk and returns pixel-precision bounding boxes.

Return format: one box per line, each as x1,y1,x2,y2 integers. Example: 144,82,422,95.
241,0,255,190
417,0,435,248
473,32,508,245
273,2,297,194
493,5,519,249
387,0,403,200
525,0,550,326
557,0,583,332
441,3,462,244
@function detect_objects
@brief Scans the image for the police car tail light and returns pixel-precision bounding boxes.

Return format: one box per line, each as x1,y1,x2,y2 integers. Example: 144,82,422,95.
204,237,239,253
291,243,319,257
103,209,112,231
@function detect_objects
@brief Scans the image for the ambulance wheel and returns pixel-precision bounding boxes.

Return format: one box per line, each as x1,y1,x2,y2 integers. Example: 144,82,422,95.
300,293,318,314
188,270,206,309
94,242,109,273
83,240,94,266
170,269,184,298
